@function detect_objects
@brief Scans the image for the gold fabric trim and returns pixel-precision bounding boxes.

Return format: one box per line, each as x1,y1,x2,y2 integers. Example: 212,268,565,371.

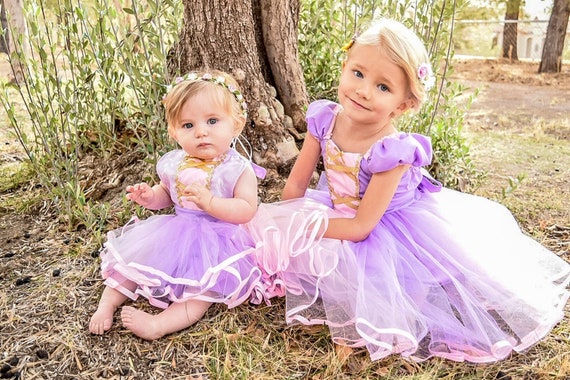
324,144,360,211
175,154,225,205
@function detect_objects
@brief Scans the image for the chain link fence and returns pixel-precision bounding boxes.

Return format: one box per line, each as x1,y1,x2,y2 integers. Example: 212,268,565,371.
454,19,570,61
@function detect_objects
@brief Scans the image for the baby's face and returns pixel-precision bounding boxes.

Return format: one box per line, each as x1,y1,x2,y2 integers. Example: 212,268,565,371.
170,93,237,160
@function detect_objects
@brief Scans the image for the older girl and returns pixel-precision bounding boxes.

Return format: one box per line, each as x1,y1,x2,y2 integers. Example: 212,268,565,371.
247,19,570,362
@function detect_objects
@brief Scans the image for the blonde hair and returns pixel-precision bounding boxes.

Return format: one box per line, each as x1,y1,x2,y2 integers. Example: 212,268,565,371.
162,70,246,137
353,18,432,108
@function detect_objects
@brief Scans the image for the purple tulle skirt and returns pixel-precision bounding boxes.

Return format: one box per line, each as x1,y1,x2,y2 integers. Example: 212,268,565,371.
245,189,570,363
100,208,262,309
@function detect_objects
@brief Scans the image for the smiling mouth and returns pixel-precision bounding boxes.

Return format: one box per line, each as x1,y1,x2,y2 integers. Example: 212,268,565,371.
350,98,369,110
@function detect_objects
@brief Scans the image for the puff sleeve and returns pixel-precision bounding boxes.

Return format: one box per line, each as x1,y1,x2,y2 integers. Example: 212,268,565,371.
365,133,433,173
306,100,339,142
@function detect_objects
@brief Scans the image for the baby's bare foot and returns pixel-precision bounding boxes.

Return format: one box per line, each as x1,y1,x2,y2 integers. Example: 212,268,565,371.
89,303,115,335
121,306,164,341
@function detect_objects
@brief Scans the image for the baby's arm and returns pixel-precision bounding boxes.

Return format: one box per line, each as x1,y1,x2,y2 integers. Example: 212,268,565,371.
183,168,258,224
126,182,173,210
282,133,321,200
324,165,409,242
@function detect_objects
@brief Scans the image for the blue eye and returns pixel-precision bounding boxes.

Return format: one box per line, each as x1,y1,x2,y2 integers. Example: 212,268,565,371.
182,122,193,129
207,118,218,125
353,70,363,79
377,84,389,92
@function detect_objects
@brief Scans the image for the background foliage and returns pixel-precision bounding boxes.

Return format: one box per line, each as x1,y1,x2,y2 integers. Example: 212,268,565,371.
1,0,181,232
1,0,480,233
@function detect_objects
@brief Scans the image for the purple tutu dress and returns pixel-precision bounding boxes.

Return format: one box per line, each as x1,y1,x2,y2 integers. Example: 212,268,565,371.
100,148,265,309
246,100,570,363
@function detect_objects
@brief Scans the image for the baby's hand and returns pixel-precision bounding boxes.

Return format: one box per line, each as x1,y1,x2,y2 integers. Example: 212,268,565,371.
125,183,154,206
181,183,213,211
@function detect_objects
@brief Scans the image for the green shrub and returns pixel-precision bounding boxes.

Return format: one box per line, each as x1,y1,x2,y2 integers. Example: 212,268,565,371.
0,0,181,230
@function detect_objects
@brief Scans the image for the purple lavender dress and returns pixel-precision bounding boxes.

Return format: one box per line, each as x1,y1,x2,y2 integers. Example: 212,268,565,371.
99,148,265,309
246,100,570,363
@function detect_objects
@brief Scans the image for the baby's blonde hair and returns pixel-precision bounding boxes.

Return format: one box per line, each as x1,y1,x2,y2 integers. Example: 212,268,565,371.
162,70,246,137
354,18,432,108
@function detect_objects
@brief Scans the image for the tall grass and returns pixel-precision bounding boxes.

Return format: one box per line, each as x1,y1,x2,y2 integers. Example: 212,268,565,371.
0,0,181,231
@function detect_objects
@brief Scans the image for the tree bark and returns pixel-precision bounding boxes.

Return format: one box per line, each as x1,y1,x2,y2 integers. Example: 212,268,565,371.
170,0,309,170
539,0,570,73
502,0,521,61
259,0,308,133
0,0,9,53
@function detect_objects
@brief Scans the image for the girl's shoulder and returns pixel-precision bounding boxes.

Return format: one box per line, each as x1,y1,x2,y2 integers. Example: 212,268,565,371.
156,149,182,175
365,133,433,172
306,100,340,140
160,149,186,160
155,149,185,184
222,148,249,170
157,149,185,169
222,149,266,179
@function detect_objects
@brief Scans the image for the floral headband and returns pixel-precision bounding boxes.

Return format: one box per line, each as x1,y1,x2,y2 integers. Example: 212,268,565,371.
164,72,248,116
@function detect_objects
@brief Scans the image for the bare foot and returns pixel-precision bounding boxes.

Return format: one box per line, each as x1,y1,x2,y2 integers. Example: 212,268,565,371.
89,303,116,335
121,306,164,341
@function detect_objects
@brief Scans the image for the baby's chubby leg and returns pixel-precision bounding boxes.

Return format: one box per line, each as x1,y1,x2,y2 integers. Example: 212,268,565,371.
89,283,135,335
121,299,211,341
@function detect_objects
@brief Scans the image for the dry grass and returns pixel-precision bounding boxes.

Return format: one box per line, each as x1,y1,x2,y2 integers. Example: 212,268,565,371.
1,58,570,379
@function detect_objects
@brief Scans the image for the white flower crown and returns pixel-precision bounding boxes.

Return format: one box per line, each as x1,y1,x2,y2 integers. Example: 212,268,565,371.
164,72,248,116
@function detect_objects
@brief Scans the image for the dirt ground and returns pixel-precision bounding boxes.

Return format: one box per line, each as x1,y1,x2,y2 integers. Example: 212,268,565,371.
449,59,570,259
452,58,570,142
1,57,569,379
452,59,570,228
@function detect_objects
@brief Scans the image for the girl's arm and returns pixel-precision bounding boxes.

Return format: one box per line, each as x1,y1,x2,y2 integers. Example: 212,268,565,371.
126,182,173,210
324,165,409,242
282,132,321,200
185,168,259,224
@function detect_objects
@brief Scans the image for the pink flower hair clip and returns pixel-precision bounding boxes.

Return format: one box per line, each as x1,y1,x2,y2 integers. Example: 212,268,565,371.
417,63,436,91
163,72,248,116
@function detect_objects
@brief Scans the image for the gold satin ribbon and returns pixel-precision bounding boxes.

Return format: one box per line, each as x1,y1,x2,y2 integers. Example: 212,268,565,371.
175,154,225,204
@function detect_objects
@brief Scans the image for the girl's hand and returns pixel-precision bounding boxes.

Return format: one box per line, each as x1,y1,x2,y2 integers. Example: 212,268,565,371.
125,183,155,206
182,184,213,211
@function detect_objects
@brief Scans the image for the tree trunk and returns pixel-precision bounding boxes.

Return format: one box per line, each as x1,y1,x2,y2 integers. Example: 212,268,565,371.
259,0,308,133
0,0,9,53
169,0,309,170
1,0,29,82
502,0,521,61
539,0,570,73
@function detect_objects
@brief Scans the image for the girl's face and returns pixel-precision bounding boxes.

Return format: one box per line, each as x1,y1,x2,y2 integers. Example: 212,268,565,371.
338,43,411,128
170,92,241,160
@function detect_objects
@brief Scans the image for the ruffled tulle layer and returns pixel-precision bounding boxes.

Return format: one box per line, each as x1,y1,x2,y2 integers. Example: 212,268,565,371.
245,191,570,363
100,210,262,309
